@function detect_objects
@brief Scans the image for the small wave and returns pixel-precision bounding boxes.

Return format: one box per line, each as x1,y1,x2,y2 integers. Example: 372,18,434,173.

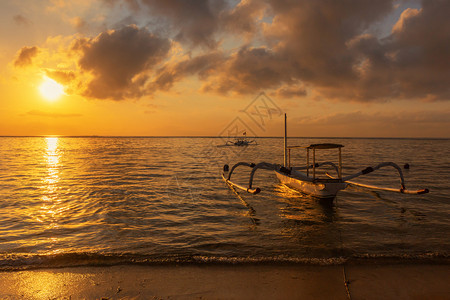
348,252,450,265
1,252,448,271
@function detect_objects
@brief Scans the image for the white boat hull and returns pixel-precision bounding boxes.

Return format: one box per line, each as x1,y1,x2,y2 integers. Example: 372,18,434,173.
275,171,347,199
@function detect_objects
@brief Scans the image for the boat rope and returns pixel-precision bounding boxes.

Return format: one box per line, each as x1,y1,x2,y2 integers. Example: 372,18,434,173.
335,196,352,300
342,263,352,300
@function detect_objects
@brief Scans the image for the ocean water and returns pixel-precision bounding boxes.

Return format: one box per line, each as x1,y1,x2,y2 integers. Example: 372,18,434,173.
0,137,448,270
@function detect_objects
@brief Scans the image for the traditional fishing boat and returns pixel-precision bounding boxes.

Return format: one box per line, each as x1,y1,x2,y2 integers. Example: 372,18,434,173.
222,132,257,146
226,138,256,146
222,114,429,200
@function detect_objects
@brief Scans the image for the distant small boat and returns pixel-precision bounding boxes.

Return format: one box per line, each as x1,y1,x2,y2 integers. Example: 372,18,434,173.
221,131,257,147
226,138,257,146
222,114,429,200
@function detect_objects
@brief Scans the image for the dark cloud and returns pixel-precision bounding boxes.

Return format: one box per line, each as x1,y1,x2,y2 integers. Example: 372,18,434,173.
26,110,82,118
201,46,294,94
45,69,76,85
220,0,267,37
14,46,39,67
104,0,140,11
150,45,296,96
138,0,402,98
107,0,263,46
151,52,224,91
260,0,395,99
271,84,307,99
45,69,78,94
13,14,31,26
72,25,171,100
197,0,449,102
138,0,227,48
381,0,450,101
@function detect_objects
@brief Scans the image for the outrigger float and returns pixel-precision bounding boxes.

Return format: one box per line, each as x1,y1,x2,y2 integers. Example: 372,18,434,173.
222,114,429,200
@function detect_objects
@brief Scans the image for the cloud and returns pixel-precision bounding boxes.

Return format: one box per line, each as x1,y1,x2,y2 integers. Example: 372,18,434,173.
70,16,87,32
25,110,82,118
44,69,79,94
291,109,450,137
191,0,449,102
297,110,450,126
14,0,450,103
201,46,295,95
338,3,450,102
271,84,307,99
151,52,224,91
381,0,450,101
13,14,31,26
14,46,39,67
103,0,140,10
141,103,162,114
253,0,395,101
220,0,267,38
138,0,226,48
45,69,76,84
392,8,420,33
133,0,403,99
72,25,171,100
107,0,265,46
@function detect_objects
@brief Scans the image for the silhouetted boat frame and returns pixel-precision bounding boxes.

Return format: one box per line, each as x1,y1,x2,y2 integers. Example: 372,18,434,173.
225,137,257,146
222,114,429,200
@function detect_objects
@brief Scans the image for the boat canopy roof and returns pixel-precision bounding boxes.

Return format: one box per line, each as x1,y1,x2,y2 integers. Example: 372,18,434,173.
308,143,343,149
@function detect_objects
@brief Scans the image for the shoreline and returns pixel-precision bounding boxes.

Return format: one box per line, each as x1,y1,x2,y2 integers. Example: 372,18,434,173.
0,263,448,299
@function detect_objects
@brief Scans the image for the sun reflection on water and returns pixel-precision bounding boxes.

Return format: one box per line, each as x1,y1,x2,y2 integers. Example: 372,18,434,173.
38,137,62,230
44,137,60,189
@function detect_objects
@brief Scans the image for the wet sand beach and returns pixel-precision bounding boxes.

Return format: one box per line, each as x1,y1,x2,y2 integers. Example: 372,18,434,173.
0,264,449,299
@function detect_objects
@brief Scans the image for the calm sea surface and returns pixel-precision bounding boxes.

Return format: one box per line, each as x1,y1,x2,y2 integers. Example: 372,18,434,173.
0,137,448,270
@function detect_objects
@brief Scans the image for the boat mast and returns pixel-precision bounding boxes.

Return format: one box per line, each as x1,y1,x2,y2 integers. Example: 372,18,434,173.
284,113,287,167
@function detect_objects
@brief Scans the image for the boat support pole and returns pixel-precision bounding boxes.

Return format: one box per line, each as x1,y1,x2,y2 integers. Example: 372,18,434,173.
341,162,429,194
343,162,405,187
225,162,256,181
222,162,279,194
294,161,339,175
284,113,287,167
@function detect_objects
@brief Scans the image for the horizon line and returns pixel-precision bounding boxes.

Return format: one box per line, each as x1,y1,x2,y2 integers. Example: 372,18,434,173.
0,135,448,140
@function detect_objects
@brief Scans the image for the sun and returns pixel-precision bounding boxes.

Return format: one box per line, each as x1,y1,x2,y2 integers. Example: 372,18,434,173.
39,77,65,101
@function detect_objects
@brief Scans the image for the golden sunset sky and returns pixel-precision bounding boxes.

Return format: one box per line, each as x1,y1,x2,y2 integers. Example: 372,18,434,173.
0,0,449,137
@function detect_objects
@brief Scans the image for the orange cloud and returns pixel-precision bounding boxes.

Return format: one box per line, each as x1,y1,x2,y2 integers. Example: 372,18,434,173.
14,46,39,67
25,110,82,118
392,8,421,33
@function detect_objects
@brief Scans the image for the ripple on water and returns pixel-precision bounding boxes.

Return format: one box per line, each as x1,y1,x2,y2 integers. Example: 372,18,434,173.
0,137,448,269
